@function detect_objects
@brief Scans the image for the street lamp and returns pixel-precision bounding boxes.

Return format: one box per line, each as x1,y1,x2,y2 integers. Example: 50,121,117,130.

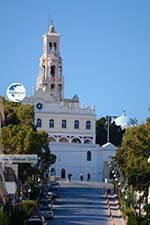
28,188,31,199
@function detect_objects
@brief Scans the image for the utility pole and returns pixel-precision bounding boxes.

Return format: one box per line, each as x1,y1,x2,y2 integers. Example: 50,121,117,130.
107,116,110,143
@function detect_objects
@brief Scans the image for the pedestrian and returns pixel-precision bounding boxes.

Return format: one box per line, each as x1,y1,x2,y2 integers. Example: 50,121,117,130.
87,172,91,181
80,173,83,181
68,173,72,181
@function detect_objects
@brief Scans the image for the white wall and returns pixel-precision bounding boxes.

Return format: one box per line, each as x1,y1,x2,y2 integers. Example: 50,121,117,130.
49,142,103,181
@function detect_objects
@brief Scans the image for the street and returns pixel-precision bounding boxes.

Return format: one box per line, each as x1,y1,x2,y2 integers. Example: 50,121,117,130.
48,181,112,225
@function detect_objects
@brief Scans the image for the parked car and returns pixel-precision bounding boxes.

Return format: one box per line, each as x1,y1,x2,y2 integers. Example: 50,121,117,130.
25,218,45,225
39,206,54,219
39,192,55,205
48,186,60,198
30,216,47,225
40,199,53,208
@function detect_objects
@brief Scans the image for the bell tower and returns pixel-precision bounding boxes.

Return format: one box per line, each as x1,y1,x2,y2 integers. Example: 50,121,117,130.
36,23,64,101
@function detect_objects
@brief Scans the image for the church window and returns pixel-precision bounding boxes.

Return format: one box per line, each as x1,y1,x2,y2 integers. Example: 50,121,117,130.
87,151,92,161
42,65,45,75
59,66,62,77
54,42,57,51
51,83,55,90
49,42,53,53
50,65,55,78
86,121,91,129
84,139,92,144
49,119,54,128
61,168,66,179
57,84,62,91
72,138,81,143
50,168,55,176
37,118,42,127
74,120,79,129
62,120,67,128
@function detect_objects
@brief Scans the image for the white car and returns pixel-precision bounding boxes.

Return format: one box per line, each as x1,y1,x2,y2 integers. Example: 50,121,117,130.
39,206,54,219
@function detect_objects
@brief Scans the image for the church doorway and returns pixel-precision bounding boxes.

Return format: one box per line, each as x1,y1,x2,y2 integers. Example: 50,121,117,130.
61,168,66,179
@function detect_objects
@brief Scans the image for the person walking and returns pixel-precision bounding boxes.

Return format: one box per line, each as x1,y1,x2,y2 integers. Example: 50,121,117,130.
80,173,83,181
68,173,72,181
87,172,91,181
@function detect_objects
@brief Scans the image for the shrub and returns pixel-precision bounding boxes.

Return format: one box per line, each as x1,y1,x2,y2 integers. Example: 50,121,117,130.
22,200,37,217
125,208,137,225
0,207,10,225
10,200,36,225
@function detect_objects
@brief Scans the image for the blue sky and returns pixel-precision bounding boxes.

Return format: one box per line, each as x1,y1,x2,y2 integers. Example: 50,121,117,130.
0,0,150,123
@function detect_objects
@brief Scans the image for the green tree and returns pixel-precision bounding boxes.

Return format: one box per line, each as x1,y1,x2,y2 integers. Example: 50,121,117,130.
116,119,150,191
96,117,125,146
0,98,56,182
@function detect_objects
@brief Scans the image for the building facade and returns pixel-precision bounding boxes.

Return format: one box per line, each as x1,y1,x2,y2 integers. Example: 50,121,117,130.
24,24,117,181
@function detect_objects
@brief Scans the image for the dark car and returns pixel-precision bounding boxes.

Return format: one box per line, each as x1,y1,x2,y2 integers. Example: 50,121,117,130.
48,186,60,198
30,216,47,224
39,206,54,219
25,218,44,225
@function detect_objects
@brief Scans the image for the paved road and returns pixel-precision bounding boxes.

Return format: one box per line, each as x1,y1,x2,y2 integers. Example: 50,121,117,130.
48,181,112,225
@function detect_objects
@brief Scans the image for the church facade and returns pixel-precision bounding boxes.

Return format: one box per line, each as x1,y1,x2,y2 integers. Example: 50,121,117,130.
24,24,117,181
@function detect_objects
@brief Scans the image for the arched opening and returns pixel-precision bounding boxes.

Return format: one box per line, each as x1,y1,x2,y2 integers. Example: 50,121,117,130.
86,121,91,130
50,168,56,176
84,139,92,144
59,137,69,143
58,66,62,77
72,137,81,143
61,168,66,179
50,83,55,91
42,65,45,76
62,120,67,129
50,65,55,78
43,83,48,91
57,84,62,91
87,151,92,161
49,119,54,128
54,42,57,52
49,137,56,142
74,120,79,129
57,84,62,100
37,118,42,127
49,42,53,53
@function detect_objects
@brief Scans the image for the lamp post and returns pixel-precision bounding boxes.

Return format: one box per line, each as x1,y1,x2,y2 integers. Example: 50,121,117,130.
28,187,31,199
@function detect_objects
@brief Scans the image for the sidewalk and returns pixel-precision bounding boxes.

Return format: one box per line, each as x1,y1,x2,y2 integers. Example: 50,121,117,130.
105,193,127,225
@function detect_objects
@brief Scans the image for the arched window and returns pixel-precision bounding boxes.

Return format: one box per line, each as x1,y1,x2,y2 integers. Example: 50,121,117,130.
84,139,92,144
59,66,62,77
62,120,67,128
37,118,42,127
50,168,55,176
61,168,66,179
51,83,55,90
87,151,92,161
74,120,79,129
49,42,53,53
50,65,55,78
86,121,91,129
54,42,57,52
72,138,81,143
49,119,54,128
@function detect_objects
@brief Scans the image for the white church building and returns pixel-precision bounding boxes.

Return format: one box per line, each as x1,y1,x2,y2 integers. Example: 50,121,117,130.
23,23,117,181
